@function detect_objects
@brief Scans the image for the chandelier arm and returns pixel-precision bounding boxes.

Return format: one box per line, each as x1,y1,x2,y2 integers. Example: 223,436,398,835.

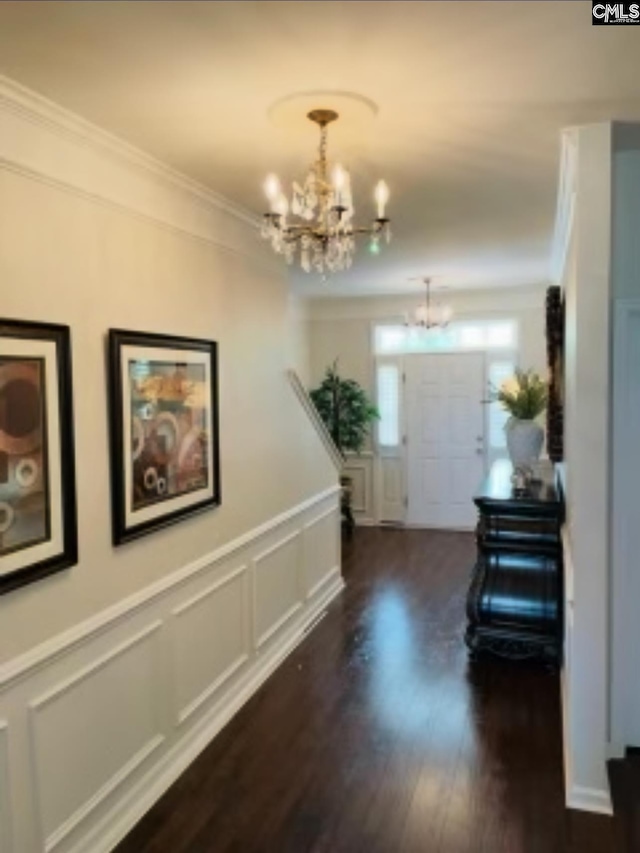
261,107,390,275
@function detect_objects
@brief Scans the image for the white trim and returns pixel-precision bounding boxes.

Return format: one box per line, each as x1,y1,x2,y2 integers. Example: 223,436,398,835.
342,458,370,514
252,531,304,650
0,156,273,272
170,565,248,620
561,537,613,816
306,565,341,601
0,486,340,693
45,735,165,853
565,786,613,815
170,565,250,727
0,76,286,276
255,603,303,651
287,370,343,472
28,622,162,712
175,655,249,729
0,75,257,228
303,505,340,531
28,622,165,852
71,572,344,853
562,668,613,815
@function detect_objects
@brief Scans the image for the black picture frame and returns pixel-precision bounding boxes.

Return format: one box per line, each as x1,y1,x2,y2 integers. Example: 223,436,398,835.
0,318,78,595
108,328,221,545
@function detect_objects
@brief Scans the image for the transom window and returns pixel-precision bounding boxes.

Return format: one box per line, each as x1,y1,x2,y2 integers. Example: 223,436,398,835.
373,320,518,356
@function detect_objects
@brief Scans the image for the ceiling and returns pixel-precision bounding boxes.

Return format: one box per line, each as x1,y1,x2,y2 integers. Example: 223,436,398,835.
0,1,639,297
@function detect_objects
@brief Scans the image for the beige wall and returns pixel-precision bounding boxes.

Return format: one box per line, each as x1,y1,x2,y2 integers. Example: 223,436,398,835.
286,294,312,385
0,87,336,665
306,285,548,394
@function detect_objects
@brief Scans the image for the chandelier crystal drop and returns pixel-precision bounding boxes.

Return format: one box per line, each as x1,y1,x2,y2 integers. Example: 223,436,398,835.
260,109,390,275
405,278,453,331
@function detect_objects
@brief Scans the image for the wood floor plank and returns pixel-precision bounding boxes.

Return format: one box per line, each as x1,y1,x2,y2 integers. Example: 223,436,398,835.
115,527,617,853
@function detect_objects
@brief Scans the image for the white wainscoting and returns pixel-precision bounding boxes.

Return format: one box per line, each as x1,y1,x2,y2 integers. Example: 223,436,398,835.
170,566,249,728
343,452,375,525
303,507,341,600
253,532,304,650
0,488,342,853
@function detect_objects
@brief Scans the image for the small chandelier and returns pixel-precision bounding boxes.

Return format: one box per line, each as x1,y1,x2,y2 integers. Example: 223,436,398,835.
405,278,453,330
260,109,391,275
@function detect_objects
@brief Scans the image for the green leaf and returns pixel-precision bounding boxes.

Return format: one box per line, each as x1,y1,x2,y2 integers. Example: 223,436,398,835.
309,361,379,454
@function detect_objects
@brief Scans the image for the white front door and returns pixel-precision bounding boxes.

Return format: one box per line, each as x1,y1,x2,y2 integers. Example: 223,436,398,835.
405,352,485,528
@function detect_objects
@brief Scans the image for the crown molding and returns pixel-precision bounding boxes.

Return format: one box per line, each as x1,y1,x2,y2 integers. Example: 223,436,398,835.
0,74,260,230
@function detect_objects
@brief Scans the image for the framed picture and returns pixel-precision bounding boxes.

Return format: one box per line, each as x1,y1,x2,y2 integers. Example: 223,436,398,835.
108,329,220,544
0,318,77,594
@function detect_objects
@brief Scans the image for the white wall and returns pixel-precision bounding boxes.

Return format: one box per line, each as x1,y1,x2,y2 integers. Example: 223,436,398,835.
0,77,341,853
558,121,640,813
558,123,613,814
610,124,640,750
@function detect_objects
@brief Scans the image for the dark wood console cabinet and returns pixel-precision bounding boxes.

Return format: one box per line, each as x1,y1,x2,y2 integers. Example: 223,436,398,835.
465,461,564,666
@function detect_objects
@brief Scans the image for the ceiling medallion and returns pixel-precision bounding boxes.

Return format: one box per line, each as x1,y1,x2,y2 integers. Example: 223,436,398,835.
405,278,453,330
260,109,390,275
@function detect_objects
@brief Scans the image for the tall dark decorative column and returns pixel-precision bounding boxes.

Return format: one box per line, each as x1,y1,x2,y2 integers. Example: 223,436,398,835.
546,285,564,463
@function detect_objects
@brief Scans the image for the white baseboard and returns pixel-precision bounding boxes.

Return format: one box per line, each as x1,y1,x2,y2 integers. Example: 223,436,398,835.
561,669,613,816
78,573,344,853
566,785,613,815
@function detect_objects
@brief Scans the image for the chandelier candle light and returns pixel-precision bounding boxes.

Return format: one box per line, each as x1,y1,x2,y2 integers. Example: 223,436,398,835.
261,109,391,275
405,278,453,330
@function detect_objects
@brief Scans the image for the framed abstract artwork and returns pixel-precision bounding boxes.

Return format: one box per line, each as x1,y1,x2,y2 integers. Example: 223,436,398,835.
108,329,221,544
0,318,77,594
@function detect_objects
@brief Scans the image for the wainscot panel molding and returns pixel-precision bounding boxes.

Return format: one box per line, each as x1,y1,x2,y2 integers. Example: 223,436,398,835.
28,622,165,852
343,452,375,525
0,76,279,270
303,507,341,600
253,532,304,650
170,565,249,728
0,485,340,693
0,489,342,853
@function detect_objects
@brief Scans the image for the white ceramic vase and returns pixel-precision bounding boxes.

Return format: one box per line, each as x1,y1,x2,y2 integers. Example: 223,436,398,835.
506,418,544,469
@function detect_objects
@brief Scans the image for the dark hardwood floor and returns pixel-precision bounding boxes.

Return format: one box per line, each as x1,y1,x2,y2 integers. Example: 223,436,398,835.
115,527,618,853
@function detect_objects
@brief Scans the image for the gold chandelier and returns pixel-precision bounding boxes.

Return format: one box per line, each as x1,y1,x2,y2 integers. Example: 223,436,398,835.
405,278,453,330
260,109,390,275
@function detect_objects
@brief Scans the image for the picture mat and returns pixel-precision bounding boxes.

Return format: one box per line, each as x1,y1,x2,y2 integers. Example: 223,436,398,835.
0,338,63,577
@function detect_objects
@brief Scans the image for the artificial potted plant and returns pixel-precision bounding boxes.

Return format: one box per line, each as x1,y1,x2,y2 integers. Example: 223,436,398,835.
310,361,379,533
493,368,548,470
